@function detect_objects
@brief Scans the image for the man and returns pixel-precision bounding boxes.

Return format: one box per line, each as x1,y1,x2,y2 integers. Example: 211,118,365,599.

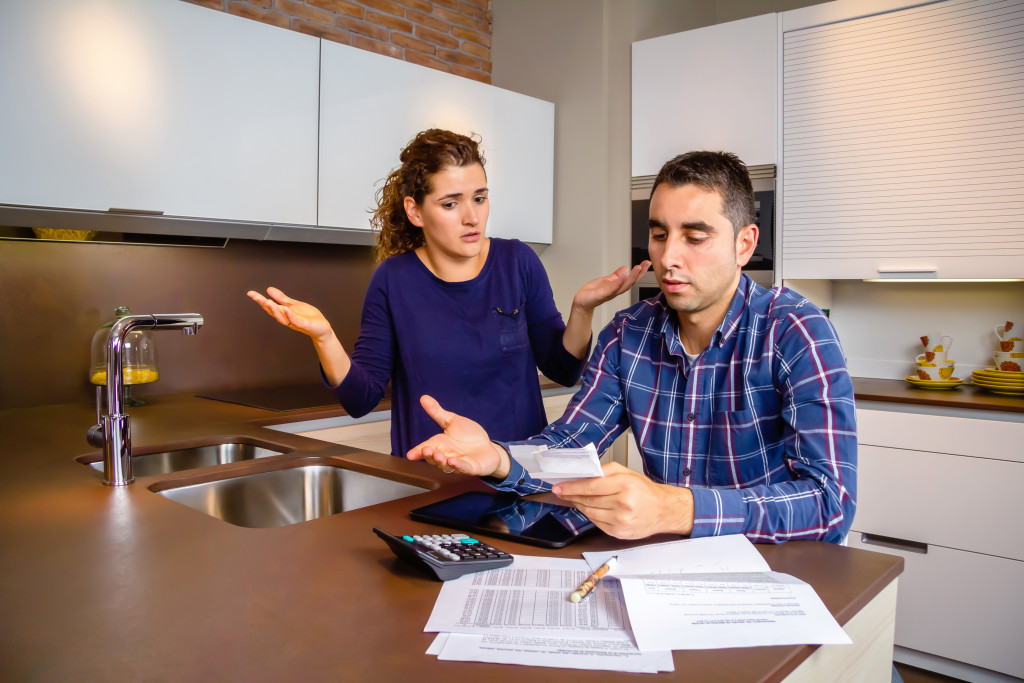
408,151,856,544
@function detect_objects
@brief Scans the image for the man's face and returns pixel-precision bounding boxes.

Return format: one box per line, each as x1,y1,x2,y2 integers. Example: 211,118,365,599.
648,183,757,319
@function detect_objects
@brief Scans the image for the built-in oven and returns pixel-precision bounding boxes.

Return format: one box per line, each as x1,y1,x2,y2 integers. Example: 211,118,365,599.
629,165,776,305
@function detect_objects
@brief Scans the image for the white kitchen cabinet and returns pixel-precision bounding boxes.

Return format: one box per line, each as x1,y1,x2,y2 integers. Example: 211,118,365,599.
0,0,319,230
299,416,393,456
780,0,1024,280
852,406,1024,679
318,40,555,243
631,13,778,176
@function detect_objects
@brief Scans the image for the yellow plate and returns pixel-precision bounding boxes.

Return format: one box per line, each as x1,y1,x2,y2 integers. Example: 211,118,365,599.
972,371,1024,381
972,375,1024,384
905,377,963,390
974,367,1024,378
971,379,1024,389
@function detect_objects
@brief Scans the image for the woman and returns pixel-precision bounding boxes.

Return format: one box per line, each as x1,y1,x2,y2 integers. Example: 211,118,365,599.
249,129,648,457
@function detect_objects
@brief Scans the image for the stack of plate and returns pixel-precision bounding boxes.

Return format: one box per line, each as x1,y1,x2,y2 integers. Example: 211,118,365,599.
905,375,964,390
970,367,1024,396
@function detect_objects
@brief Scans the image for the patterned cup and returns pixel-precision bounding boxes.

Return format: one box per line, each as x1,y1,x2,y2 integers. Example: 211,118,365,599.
993,353,1023,373
994,321,1017,342
915,361,956,381
997,338,1023,354
916,350,948,365
919,334,952,359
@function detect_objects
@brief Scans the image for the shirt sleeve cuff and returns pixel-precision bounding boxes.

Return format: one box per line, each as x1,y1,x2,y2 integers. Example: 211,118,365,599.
482,441,552,494
689,486,749,538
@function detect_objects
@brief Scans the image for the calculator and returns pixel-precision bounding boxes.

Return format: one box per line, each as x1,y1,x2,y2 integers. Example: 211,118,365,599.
373,528,514,581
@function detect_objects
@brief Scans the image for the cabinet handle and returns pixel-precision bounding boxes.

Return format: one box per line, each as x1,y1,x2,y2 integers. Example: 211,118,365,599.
859,533,927,554
108,207,164,216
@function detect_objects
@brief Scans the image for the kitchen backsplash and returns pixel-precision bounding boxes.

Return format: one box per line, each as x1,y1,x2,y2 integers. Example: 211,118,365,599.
786,279,1024,381
0,238,375,409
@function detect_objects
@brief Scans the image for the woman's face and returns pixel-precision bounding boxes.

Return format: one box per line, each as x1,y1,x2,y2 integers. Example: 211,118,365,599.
405,163,489,262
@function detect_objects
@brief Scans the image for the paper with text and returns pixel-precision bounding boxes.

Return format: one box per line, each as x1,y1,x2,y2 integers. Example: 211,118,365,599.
423,555,630,640
429,633,675,673
620,571,852,651
583,534,771,576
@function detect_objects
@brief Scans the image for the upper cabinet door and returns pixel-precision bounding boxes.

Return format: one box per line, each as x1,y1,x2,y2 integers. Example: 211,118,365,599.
780,0,1024,280
631,13,778,176
318,40,554,243
0,0,319,226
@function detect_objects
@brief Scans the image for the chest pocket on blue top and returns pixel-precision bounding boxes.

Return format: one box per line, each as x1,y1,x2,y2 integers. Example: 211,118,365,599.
492,303,529,353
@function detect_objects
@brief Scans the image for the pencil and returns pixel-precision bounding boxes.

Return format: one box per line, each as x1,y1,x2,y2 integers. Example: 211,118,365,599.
569,555,618,603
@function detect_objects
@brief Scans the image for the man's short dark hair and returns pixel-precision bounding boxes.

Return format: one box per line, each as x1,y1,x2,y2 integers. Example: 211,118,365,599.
650,151,755,234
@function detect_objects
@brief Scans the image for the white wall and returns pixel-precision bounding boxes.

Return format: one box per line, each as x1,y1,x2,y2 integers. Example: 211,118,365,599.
491,0,828,340
787,279,1024,381
491,0,631,336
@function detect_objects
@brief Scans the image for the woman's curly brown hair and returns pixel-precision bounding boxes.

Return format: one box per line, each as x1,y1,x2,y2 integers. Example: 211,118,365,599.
371,129,486,263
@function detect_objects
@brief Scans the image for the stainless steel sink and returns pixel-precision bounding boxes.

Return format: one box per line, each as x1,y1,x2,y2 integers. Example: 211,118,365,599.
82,442,287,477
152,464,429,528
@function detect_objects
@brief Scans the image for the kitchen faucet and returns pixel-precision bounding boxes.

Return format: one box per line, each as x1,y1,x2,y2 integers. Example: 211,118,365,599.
87,313,204,486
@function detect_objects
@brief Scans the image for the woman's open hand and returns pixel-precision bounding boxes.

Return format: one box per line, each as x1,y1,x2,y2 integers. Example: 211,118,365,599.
572,261,651,312
247,287,333,341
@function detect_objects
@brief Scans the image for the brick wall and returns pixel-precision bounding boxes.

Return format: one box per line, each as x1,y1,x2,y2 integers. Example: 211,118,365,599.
184,0,493,83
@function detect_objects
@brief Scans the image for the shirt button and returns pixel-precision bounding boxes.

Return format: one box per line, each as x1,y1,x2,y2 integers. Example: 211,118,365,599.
686,413,695,422
682,468,692,477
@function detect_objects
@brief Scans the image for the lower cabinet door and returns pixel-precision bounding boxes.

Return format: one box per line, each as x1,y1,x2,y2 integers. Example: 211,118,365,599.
298,418,392,456
851,529,1024,679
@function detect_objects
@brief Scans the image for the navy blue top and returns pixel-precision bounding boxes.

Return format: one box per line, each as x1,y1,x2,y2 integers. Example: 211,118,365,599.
329,238,586,457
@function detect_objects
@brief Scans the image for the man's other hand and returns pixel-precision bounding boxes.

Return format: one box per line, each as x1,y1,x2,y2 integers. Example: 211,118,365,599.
552,462,695,539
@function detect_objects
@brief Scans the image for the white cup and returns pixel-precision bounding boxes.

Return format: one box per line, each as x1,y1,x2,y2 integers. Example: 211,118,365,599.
994,321,1018,342
993,352,1023,373
916,350,948,365
919,334,952,356
997,338,1024,354
914,361,956,381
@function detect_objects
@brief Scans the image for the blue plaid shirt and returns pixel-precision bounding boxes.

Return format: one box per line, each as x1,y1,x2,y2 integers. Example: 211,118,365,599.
492,275,857,544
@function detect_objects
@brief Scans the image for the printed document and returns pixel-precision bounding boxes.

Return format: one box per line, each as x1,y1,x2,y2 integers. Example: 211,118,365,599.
423,555,675,673
619,571,852,651
583,534,771,575
428,633,674,674
423,555,630,640
584,535,850,651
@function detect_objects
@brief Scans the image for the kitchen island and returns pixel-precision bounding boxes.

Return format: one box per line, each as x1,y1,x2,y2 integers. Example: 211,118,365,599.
1,391,904,682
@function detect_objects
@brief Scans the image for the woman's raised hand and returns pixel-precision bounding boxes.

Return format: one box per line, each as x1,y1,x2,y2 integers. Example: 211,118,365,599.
246,287,333,341
572,261,651,312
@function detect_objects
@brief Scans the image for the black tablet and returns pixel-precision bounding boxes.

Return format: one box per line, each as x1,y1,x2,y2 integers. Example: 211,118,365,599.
409,491,598,548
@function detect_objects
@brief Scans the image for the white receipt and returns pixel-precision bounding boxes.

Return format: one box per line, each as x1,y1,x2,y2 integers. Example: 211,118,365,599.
509,443,603,484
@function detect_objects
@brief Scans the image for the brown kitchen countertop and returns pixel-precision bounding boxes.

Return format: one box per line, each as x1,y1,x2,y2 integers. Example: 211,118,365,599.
0,387,912,682
851,376,1024,413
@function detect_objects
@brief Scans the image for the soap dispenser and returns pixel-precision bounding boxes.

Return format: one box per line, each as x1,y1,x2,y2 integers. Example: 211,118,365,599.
90,306,159,406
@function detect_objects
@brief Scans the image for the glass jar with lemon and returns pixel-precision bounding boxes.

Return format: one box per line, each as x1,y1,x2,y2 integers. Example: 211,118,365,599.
90,306,159,405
